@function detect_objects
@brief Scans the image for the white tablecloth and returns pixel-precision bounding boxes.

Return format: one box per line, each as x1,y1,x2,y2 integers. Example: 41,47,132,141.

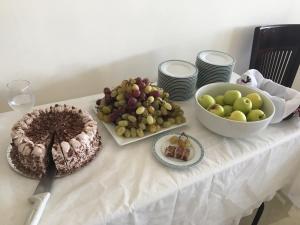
1,74,300,225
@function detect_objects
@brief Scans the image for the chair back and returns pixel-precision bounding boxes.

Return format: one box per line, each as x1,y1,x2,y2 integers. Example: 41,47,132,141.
250,24,300,87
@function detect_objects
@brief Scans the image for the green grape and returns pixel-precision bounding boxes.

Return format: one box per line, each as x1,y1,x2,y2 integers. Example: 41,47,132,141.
118,99,126,106
103,115,111,123
137,128,144,137
147,96,154,104
102,106,111,114
173,104,180,110
163,121,171,128
161,106,168,116
170,111,177,117
114,102,119,107
148,106,155,114
175,116,186,124
143,101,150,108
121,113,129,120
152,100,160,110
116,87,122,94
116,126,126,136
156,124,162,132
111,90,117,97
139,122,146,130
168,118,175,125
137,102,142,107
136,106,145,115
116,94,125,101
148,124,157,133
121,80,128,87
118,120,129,127
177,110,184,116
152,86,158,91
156,117,164,125
141,117,147,124
124,129,131,138
129,78,136,84
163,102,172,111
142,110,149,117
144,85,152,94
155,110,162,117
97,111,104,121
147,115,154,125
163,92,169,98
130,128,137,137
128,115,137,123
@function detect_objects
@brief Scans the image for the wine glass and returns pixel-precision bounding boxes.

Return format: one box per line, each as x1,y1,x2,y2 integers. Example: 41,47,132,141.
7,80,35,114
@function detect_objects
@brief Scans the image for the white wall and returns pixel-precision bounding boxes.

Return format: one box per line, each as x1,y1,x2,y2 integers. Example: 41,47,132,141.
0,0,299,112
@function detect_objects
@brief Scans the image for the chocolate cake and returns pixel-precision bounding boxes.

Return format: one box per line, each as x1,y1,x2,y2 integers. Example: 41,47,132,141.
10,104,101,178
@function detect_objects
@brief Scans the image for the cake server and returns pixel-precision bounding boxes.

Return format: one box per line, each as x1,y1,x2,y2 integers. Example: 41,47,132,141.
25,134,56,225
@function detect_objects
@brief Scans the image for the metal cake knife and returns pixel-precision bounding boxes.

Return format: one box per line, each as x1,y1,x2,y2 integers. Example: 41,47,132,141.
25,133,56,225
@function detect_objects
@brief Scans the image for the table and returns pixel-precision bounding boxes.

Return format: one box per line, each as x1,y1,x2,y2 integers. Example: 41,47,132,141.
1,73,300,225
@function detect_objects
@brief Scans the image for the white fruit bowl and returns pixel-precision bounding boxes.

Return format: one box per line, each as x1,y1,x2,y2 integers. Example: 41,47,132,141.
194,82,275,138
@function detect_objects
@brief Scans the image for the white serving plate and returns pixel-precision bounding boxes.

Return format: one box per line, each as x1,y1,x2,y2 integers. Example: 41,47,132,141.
152,132,204,169
93,107,187,146
198,50,235,66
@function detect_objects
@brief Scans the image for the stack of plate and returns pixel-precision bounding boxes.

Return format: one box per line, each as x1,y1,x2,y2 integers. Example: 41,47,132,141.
196,50,235,88
158,60,198,101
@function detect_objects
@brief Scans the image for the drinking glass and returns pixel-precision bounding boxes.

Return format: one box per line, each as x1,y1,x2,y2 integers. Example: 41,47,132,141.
7,80,35,114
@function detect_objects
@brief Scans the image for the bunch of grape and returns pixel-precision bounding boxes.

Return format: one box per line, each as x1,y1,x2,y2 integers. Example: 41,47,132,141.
96,77,186,138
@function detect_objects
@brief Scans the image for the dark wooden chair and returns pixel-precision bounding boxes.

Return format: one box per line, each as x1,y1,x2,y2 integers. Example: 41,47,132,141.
250,24,300,88
249,24,300,225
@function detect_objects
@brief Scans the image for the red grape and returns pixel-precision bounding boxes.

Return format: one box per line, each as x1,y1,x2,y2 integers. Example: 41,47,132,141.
128,97,138,108
139,92,146,101
105,96,112,104
143,78,150,85
150,90,160,97
135,77,142,84
104,87,111,95
138,82,146,90
132,90,141,98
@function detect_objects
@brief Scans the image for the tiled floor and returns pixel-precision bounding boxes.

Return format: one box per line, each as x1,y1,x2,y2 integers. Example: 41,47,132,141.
239,192,300,225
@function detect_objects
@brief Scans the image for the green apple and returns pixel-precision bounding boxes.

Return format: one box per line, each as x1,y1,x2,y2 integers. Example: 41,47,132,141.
247,109,266,121
215,95,224,105
197,94,215,109
224,90,242,105
208,104,224,117
246,93,263,109
223,105,233,117
228,110,247,122
233,97,252,114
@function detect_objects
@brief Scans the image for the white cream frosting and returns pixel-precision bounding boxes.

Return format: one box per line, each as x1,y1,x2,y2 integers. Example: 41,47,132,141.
77,132,90,144
61,141,71,155
70,138,82,150
32,144,45,157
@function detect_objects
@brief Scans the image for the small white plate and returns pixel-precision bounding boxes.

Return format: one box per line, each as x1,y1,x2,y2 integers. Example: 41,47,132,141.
152,133,204,169
198,50,235,66
93,106,187,146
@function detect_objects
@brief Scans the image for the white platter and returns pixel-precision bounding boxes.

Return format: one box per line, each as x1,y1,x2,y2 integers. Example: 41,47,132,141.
152,132,204,169
93,106,187,146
